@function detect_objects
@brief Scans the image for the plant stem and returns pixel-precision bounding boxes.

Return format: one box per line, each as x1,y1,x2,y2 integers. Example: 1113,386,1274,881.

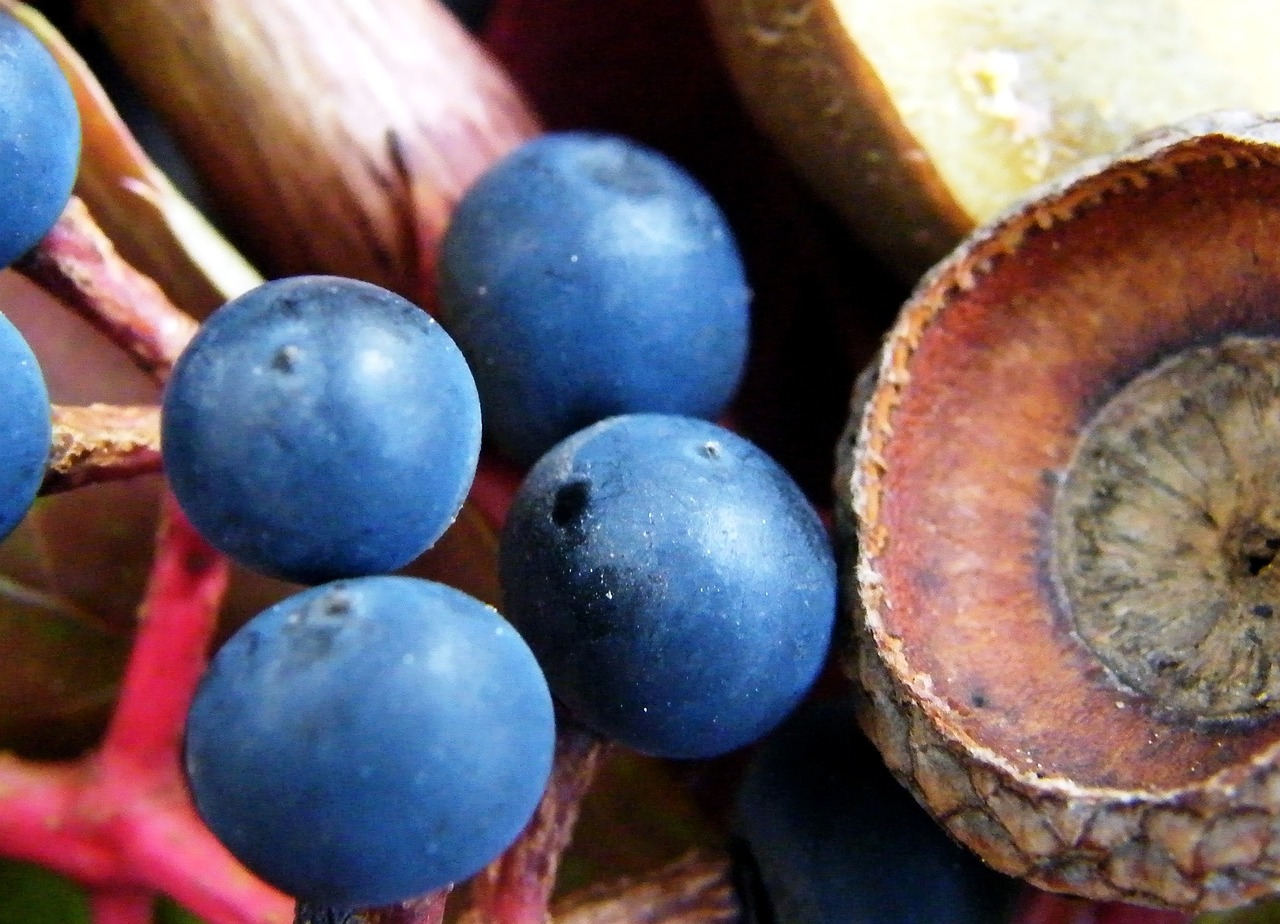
552,851,738,924
98,494,225,774
14,197,199,381
459,718,607,924
89,887,154,924
42,403,162,495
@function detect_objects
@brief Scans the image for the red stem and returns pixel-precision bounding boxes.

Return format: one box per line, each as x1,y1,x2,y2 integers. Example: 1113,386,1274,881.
0,756,120,882
125,792,292,924
90,888,154,924
98,492,228,776
0,490,293,924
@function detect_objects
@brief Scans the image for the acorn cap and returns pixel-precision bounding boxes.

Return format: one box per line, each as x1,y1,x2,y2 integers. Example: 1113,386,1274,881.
835,112,1280,912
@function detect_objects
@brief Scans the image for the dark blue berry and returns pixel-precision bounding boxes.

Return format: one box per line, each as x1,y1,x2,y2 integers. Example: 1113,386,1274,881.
0,11,80,267
499,413,835,759
162,276,481,584
733,698,1020,924
183,576,556,908
438,132,751,467
0,311,49,542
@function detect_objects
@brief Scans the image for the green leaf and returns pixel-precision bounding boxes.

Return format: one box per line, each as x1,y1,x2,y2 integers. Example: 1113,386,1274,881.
155,898,208,924
0,859,89,924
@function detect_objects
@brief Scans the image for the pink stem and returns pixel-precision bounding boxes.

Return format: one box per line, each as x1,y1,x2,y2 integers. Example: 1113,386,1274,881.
97,492,228,776
0,756,119,883
125,790,292,924
89,887,154,924
87,490,291,923
14,197,199,381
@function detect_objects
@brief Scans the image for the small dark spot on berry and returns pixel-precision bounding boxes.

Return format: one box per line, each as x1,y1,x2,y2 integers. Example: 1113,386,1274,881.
324,593,352,618
699,441,722,460
970,692,988,708
271,345,300,373
1254,604,1275,619
552,479,591,528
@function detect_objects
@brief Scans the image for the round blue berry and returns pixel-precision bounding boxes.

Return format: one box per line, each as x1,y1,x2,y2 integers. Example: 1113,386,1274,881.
184,576,556,908
0,11,80,267
162,276,482,584
0,311,49,541
438,132,750,467
499,413,835,759
733,698,1020,924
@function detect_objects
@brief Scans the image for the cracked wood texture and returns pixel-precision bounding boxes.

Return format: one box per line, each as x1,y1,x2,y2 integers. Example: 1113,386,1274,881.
836,113,1280,913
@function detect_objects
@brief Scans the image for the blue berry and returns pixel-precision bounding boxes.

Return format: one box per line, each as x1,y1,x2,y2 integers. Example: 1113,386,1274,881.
733,698,1020,924
499,413,834,759
438,132,750,467
0,11,80,267
162,276,481,584
0,311,49,542
184,576,556,908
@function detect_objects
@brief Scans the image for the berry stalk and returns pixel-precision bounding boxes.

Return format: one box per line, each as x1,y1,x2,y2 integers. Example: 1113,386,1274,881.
553,851,738,924
459,719,607,924
14,197,199,381
42,403,161,495
0,493,291,924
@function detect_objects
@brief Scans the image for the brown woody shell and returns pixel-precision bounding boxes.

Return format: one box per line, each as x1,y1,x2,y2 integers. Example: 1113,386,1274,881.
836,112,1280,912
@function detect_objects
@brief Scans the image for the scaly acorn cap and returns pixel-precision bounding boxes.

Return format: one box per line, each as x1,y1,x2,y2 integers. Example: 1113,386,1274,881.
836,111,1280,912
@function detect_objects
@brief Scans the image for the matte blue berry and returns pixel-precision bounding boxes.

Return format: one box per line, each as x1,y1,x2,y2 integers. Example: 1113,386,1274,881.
439,132,750,467
0,311,49,541
0,11,80,267
162,276,482,584
184,576,556,908
733,698,1020,924
500,414,835,759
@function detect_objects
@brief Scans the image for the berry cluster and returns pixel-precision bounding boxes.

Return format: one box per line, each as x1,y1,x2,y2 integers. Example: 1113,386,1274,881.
0,20,844,911
163,130,836,911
